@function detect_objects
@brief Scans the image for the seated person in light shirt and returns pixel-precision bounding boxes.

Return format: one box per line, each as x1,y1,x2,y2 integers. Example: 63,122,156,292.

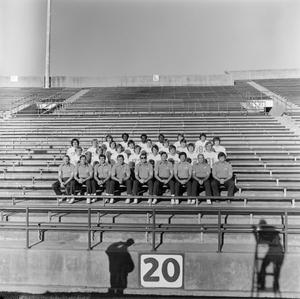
173,152,193,205
192,154,212,204
91,147,104,166
148,145,161,165
138,133,148,152
120,133,129,150
128,144,141,167
92,154,111,203
70,146,83,166
144,139,153,155
66,138,80,160
73,155,94,204
212,136,226,155
156,133,165,152
154,152,175,204
211,152,235,198
177,139,188,154
195,133,208,154
132,153,154,204
52,155,75,203
87,139,100,159
103,134,114,151
110,155,132,204
111,144,128,165
168,145,180,164
186,143,198,165
126,140,135,156
203,142,218,168
161,139,170,154
174,133,185,149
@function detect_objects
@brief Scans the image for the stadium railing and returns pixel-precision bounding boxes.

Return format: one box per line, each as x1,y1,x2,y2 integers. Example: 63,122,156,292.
0,201,299,252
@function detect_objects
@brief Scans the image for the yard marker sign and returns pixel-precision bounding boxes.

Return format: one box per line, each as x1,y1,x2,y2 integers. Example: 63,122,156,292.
140,253,184,288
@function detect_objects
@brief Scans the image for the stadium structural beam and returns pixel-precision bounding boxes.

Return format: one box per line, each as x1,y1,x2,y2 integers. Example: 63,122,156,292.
44,0,51,88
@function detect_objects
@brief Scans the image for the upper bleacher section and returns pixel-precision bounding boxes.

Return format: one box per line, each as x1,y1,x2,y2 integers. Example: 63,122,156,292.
56,85,263,115
254,79,300,106
0,87,80,117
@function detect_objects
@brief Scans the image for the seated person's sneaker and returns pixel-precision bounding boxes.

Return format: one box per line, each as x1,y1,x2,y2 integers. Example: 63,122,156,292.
109,198,115,204
125,198,131,204
69,197,75,204
133,198,138,204
206,199,212,205
152,198,157,205
86,197,91,204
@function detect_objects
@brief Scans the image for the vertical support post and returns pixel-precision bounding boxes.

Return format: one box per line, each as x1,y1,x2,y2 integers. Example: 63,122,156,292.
26,207,29,249
152,208,156,251
217,210,222,253
145,212,150,243
88,208,91,250
284,211,288,253
44,0,51,88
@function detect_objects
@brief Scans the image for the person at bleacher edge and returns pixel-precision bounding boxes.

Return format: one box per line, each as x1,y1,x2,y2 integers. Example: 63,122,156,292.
211,152,235,199
52,155,75,203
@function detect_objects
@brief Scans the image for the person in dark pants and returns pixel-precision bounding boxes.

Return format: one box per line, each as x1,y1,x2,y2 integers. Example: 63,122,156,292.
192,153,212,204
92,154,111,203
132,153,153,204
106,239,135,295
52,155,75,202
110,155,132,204
73,155,94,204
211,152,235,198
153,151,175,204
173,152,192,205
255,219,284,292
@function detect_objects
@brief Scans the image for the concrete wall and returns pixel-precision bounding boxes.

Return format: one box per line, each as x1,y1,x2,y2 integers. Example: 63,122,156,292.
0,76,44,88
228,69,300,81
50,74,234,87
0,74,233,88
1,69,300,88
0,246,299,297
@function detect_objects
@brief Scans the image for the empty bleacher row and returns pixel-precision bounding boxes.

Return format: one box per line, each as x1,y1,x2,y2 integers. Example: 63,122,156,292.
56,85,263,115
0,87,80,116
254,78,300,126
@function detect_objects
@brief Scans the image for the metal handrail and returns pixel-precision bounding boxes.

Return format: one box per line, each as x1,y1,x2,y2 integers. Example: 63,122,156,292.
0,202,299,252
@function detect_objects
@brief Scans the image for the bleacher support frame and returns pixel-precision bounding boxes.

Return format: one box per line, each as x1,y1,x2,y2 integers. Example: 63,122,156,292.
0,197,300,252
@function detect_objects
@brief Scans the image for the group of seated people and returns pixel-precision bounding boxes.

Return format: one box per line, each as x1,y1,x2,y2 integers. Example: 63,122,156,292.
52,133,236,204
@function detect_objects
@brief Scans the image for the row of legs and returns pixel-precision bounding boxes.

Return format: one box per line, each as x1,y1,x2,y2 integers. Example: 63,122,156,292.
52,177,235,197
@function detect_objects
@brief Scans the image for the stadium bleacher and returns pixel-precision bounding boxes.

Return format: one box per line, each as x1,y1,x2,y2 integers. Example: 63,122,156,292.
0,84,299,252
1,85,300,200
1,82,300,298
254,78,300,127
